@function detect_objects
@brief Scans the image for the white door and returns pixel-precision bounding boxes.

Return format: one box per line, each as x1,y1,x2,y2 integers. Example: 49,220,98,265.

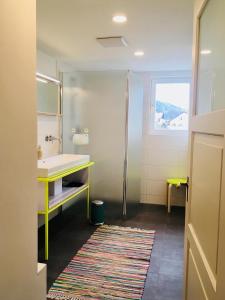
184,0,225,299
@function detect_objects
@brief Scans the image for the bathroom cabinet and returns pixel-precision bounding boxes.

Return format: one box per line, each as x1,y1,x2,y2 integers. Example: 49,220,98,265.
37,161,94,260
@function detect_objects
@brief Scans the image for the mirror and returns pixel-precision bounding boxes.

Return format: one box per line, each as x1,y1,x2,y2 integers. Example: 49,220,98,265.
196,0,225,115
37,73,61,115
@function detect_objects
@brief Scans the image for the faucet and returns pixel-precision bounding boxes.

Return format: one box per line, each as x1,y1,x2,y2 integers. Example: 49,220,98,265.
45,135,61,143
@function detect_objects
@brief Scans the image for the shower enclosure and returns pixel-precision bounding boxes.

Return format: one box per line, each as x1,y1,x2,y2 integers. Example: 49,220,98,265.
62,71,144,217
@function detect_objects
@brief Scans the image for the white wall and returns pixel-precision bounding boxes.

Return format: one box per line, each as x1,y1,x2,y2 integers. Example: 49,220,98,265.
37,115,60,158
37,50,57,78
0,1,46,299
140,72,190,206
37,50,60,158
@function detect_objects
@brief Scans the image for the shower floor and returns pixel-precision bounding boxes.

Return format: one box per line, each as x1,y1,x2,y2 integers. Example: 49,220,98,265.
38,202,185,300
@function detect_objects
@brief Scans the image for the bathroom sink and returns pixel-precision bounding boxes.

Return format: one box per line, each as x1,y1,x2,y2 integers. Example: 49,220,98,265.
37,154,90,177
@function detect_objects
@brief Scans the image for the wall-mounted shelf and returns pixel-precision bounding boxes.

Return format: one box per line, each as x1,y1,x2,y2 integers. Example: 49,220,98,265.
37,162,94,260
37,111,63,117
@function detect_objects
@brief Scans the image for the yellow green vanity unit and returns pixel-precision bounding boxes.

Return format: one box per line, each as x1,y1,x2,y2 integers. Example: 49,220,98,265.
37,154,94,260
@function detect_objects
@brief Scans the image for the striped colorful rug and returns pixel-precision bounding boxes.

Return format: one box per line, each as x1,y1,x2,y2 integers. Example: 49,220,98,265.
47,225,155,300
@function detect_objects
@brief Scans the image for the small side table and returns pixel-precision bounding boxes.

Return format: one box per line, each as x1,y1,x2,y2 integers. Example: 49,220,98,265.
166,178,188,213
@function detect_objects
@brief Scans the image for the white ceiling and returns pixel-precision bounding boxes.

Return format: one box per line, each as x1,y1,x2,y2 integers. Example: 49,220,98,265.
37,0,194,71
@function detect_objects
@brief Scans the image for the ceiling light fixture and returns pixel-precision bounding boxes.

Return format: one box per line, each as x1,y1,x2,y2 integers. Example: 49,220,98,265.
134,51,144,57
112,15,127,23
201,49,212,55
36,72,61,84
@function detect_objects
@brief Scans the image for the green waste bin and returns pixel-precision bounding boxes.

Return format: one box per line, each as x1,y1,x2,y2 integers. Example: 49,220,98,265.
91,200,104,225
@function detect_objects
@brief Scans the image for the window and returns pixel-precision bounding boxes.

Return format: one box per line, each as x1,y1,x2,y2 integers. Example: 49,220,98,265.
150,78,191,133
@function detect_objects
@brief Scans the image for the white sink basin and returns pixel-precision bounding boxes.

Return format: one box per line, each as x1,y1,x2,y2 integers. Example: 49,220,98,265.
37,154,90,177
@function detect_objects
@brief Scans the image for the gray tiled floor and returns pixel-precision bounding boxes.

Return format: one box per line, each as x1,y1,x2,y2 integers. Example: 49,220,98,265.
39,201,185,300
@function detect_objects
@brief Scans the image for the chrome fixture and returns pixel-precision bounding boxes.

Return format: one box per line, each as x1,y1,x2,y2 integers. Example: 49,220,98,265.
45,135,61,143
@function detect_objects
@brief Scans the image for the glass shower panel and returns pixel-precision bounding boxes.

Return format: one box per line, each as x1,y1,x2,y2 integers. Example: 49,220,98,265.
196,0,225,115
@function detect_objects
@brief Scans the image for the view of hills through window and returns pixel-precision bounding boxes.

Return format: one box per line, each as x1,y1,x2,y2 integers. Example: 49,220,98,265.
154,82,190,130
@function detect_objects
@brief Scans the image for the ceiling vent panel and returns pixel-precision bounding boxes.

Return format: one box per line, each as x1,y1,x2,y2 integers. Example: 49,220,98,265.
96,36,128,48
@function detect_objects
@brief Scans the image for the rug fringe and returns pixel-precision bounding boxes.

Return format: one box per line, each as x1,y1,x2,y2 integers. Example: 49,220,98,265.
47,292,81,300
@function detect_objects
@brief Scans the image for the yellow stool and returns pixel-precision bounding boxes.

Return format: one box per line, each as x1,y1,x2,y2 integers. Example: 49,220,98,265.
166,178,188,213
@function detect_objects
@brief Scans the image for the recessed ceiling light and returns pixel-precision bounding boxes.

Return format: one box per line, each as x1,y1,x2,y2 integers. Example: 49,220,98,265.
112,15,127,23
201,49,212,55
134,51,144,57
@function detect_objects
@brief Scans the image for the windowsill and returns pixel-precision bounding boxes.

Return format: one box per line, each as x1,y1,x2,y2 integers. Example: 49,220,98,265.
149,129,189,136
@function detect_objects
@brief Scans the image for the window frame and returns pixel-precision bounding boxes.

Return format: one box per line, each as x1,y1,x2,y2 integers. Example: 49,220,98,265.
149,76,191,136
